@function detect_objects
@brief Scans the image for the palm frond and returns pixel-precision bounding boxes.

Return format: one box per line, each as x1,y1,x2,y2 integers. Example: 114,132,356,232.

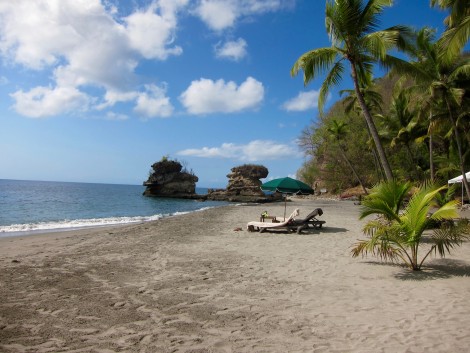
428,218,470,258
429,199,461,221
438,15,470,62
360,180,412,220
291,47,340,85
354,218,409,264
319,60,345,112
448,61,470,80
361,0,393,34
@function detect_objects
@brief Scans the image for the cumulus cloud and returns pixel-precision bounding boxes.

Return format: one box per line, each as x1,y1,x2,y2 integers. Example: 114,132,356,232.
134,84,174,119
282,90,320,112
178,140,299,161
179,76,264,114
195,0,237,31
0,0,184,118
215,38,247,60
125,0,188,60
0,0,293,119
194,0,291,31
10,86,91,118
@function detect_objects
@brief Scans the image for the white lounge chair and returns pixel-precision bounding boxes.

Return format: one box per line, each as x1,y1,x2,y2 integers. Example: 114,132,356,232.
247,208,300,233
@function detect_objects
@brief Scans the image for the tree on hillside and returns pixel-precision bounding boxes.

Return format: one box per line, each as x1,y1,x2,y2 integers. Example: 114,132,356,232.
377,85,428,180
397,28,470,201
291,0,414,181
327,119,368,194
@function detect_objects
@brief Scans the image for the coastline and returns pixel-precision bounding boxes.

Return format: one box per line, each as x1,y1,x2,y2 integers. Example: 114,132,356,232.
1,199,469,352
0,205,222,238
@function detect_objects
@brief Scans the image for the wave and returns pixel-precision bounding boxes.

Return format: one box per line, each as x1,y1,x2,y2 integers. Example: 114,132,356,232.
0,207,215,237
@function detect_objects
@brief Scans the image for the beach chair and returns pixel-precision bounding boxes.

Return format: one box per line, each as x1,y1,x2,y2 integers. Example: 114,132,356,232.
286,208,325,234
247,209,300,233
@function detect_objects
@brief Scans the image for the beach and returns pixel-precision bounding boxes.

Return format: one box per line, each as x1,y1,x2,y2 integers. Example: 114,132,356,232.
1,199,469,353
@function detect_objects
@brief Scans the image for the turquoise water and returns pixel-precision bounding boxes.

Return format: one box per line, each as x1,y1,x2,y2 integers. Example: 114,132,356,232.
0,179,229,236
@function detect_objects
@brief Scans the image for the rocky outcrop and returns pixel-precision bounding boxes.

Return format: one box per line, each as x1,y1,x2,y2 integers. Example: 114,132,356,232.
206,164,281,203
143,160,281,203
143,159,199,198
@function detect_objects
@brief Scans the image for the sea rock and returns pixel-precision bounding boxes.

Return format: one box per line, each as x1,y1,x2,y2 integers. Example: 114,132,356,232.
206,164,280,203
143,159,199,198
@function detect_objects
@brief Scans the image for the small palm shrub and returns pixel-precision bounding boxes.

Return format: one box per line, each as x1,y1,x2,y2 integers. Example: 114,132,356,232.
351,180,470,271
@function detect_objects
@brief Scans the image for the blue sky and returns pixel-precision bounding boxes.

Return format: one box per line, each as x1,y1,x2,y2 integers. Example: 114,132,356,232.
0,0,447,187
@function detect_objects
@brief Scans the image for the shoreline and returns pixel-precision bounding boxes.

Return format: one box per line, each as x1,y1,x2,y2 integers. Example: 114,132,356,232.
0,203,232,238
1,199,469,352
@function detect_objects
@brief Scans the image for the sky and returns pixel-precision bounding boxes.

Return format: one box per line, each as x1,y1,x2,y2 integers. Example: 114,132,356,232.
0,0,448,187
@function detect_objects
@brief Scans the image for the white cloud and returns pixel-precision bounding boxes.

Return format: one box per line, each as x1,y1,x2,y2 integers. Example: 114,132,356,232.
195,0,237,31
194,0,291,31
179,76,264,114
10,86,90,118
96,90,139,110
178,140,299,161
215,38,247,60
124,1,187,60
282,90,320,112
0,0,185,118
105,112,129,121
134,84,174,118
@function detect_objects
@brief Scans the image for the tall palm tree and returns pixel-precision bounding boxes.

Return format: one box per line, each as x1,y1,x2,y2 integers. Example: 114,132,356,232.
291,0,414,181
400,28,470,201
351,180,469,271
431,0,470,62
327,119,368,194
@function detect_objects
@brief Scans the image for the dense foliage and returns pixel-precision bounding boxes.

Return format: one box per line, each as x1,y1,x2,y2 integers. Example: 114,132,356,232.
295,0,470,197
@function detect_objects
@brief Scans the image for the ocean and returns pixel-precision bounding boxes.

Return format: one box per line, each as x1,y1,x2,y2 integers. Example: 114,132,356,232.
0,179,230,237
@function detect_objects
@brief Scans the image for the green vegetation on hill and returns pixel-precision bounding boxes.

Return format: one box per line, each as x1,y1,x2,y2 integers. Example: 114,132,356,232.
295,0,470,198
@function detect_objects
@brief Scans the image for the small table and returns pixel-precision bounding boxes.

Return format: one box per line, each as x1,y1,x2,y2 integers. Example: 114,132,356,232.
260,215,279,222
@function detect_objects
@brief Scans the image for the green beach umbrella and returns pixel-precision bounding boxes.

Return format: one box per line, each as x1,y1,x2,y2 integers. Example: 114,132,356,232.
261,177,314,195
261,177,314,219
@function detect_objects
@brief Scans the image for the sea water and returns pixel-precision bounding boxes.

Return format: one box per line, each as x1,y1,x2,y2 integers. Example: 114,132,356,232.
0,179,229,236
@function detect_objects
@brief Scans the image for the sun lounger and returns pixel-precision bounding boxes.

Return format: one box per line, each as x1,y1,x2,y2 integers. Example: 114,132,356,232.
247,209,300,233
287,208,325,234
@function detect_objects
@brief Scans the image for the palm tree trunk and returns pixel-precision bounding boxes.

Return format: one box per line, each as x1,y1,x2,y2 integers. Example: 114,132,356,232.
428,111,435,182
429,133,435,183
350,63,394,181
338,145,368,195
446,99,470,202
405,143,417,172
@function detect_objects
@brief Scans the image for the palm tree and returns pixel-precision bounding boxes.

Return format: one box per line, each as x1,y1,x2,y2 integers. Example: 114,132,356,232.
291,0,414,181
431,0,470,62
377,86,428,178
351,180,469,271
400,28,470,201
340,85,386,180
327,119,368,194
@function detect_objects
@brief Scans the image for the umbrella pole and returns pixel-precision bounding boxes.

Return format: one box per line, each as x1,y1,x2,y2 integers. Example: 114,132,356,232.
284,195,287,220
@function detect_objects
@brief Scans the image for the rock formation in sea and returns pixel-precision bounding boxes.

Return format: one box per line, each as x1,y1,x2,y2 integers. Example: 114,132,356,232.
143,158,199,198
143,159,280,203
206,164,281,202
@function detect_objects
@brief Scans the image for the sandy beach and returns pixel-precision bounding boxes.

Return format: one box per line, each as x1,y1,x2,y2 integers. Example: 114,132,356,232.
1,198,469,353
